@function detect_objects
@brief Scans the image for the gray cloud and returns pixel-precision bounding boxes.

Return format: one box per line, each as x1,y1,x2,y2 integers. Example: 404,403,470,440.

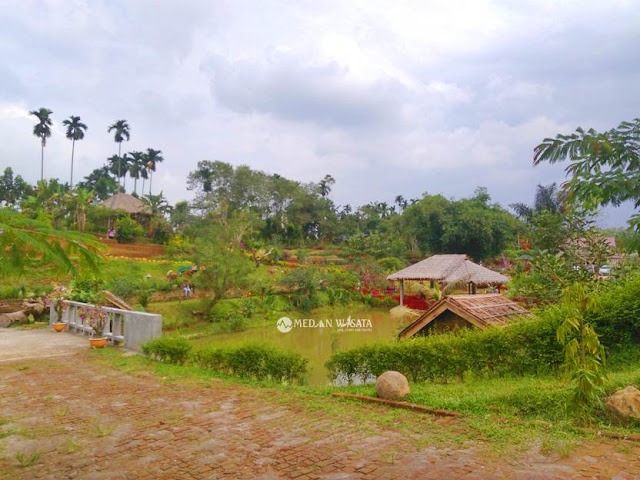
0,0,638,228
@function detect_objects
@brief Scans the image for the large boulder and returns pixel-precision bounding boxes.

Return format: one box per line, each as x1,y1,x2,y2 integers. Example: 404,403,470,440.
605,386,640,422
0,310,29,328
376,371,410,400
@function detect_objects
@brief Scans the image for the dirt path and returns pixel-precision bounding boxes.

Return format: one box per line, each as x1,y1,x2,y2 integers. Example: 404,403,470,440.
1,352,639,479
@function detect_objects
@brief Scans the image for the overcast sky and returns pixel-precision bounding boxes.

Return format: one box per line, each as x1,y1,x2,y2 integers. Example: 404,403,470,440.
1,0,638,226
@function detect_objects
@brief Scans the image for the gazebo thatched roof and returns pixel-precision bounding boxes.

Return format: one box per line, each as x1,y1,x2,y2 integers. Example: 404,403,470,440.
387,254,509,285
100,193,151,215
398,293,531,338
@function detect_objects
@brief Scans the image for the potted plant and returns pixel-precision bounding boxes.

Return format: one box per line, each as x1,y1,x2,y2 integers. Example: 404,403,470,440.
46,285,68,332
87,306,109,349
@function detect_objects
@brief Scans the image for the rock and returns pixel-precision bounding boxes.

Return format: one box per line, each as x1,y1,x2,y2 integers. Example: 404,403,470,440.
605,386,640,422
376,371,410,400
0,310,29,328
22,301,45,316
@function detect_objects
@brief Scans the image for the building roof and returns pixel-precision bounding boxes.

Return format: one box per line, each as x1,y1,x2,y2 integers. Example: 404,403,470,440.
100,193,151,215
398,293,531,339
387,254,509,285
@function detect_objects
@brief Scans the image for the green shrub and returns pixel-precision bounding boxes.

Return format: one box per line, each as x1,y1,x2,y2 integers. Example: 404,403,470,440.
141,336,192,365
326,314,565,383
106,277,139,299
115,217,143,244
193,343,307,383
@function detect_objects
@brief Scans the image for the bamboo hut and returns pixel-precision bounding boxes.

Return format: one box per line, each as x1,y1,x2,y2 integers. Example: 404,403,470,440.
387,254,509,307
398,293,531,338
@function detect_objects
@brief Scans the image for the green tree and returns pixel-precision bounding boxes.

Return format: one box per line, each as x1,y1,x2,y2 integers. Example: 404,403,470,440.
77,166,119,201
556,283,606,416
193,218,254,315
29,107,53,181
534,118,640,229
142,192,172,216
318,174,335,198
0,168,33,207
107,120,131,185
510,183,566,222
62,115,88,187
127,151,146,195
145,148,164,195
63,188,94,232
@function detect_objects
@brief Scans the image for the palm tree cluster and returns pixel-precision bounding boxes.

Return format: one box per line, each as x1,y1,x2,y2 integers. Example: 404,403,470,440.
28,109,165,196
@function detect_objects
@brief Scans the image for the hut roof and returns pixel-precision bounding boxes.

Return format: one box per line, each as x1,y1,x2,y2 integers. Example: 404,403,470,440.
398,293,531,339
100,193,151,215
387,254,509,285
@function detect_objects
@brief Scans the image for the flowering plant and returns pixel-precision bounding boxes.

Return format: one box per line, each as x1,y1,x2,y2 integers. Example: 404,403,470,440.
45,285,68,322
81,306,109,338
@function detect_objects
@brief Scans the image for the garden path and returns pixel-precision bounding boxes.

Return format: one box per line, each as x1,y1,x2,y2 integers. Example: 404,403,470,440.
1,350,640,479
0,328,86,363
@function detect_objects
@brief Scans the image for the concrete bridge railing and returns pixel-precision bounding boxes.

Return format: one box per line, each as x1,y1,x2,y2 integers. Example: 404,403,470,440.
50,300,162,351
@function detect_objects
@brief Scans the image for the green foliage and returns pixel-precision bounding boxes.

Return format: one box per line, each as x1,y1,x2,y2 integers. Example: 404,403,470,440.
115,216,143,243
534,118,640,229
68,277,105,303
148,216,172,244
326,314,564,384
141,336,192,365
193,343,308,383
389,188,523,261
0,209,103,278
556,284,606,414
377,256,406,273
588,273,640,346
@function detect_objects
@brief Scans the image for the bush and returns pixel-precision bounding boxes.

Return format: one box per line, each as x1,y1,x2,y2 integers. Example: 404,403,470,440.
141,336,192,365
149,216,173,245
588,273,640,347
326,314,565,383
193,343,307,384
115,216,144,244
106,277,139,299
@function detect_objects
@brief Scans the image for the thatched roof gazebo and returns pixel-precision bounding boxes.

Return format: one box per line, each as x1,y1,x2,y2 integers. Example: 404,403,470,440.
398,293,531,338
387,254,509,306
101,193,151,215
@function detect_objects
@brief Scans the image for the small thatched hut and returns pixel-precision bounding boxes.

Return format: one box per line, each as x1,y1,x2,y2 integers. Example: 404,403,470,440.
398,293,531,338
101,193,151,216
387,254,509,306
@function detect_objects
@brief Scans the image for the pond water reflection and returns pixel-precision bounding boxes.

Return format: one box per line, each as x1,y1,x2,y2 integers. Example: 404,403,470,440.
192,307,404,386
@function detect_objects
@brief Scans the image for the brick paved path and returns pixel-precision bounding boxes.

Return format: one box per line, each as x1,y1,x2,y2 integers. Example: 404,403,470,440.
1,352,639,479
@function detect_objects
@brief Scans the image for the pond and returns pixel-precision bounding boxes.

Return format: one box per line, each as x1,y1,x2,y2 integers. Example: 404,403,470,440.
191,307,405,386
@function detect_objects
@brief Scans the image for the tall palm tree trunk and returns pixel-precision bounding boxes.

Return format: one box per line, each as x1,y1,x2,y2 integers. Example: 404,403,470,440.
117,142,122,186
40,141,44,181
142,177,146,195
149,171,153,195
70,139,75,188
134,177,137,195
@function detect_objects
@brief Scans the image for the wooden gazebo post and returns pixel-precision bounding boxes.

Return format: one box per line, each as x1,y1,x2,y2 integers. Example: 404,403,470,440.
400,280,404,306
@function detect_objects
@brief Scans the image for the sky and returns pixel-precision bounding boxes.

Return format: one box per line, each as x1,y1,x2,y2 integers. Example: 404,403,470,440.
0,0,638,227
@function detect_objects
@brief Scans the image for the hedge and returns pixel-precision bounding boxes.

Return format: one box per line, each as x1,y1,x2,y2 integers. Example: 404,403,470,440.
142,337,308,384
326,313,565,383
141,336,192,365
193,344,308,384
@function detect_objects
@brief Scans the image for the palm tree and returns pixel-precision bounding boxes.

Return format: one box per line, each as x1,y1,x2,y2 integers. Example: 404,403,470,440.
107,120,131,185
120,153,132,192
62,115,88,188
127,151,146,195
29,108,53,181
145,148,164,195
318,174,335,198
107,155,122,186
510,183,567,222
